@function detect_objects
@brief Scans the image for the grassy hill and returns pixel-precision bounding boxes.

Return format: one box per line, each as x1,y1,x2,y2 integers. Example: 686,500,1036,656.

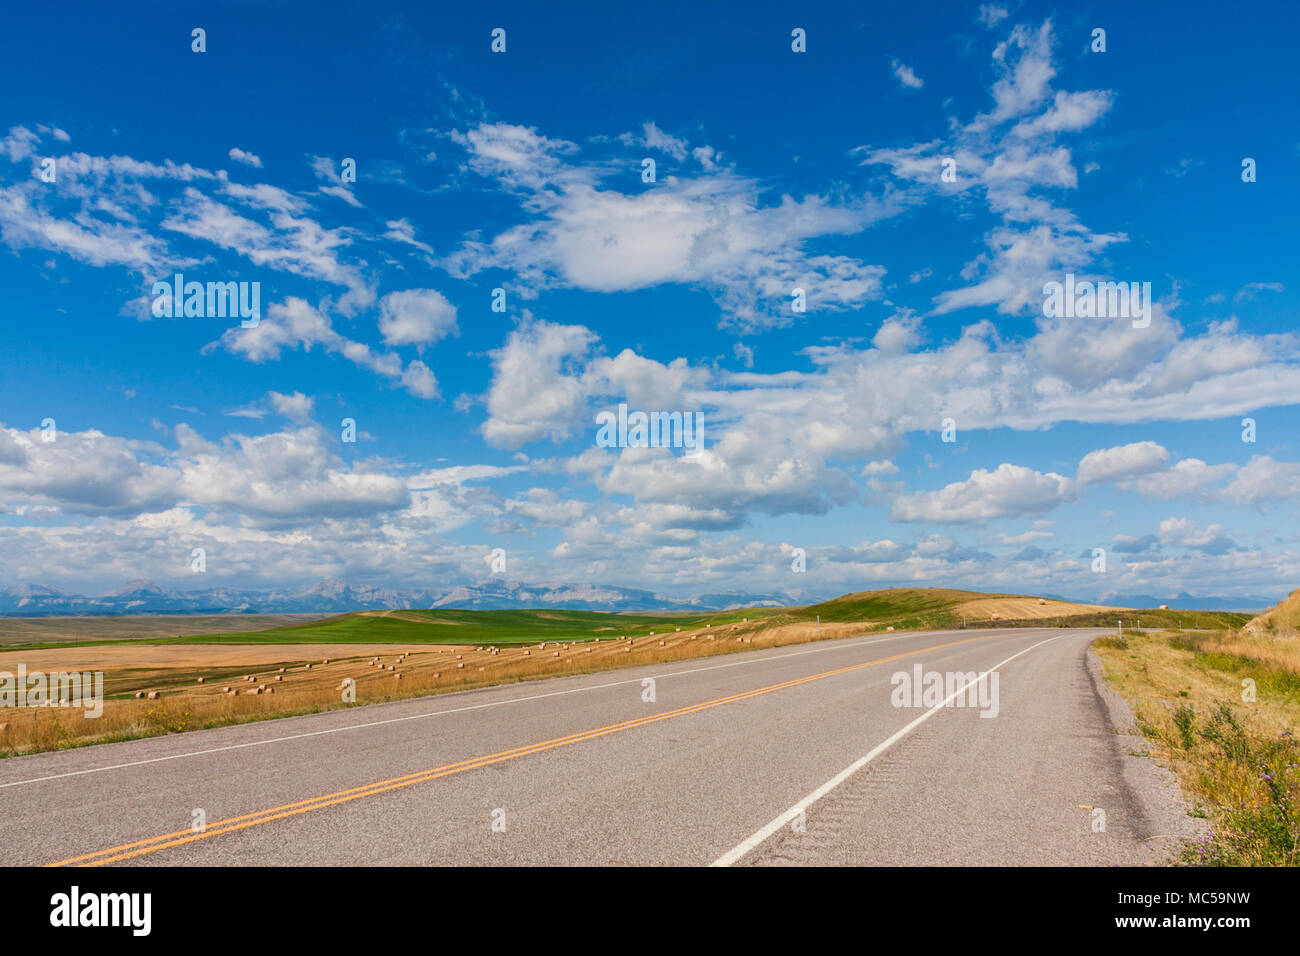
754,588,1247,634
1243,588,1300,637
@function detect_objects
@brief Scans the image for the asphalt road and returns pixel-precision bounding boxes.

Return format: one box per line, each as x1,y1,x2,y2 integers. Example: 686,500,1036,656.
0,627,1200,866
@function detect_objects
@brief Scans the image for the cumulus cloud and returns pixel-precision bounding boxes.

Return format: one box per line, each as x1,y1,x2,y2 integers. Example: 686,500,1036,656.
1223,456,1300,506
1076,441,1168,485
228,147,263,168
482,319,597,448
268,390,314,423
890,463,1073,523
174,424,409,521
0,418,412,525
377,289,459,347
1134,458,1237,500
0,426,177,515
1157,517,1235,554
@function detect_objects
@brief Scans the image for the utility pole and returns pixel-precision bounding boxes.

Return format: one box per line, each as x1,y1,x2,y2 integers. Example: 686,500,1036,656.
817,615,821,639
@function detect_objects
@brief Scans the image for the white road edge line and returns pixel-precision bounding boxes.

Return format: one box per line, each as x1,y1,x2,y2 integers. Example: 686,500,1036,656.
0,628,1044,790
710,634,1063,867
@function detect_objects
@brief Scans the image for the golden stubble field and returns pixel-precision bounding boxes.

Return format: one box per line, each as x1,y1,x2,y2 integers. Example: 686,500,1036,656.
0,617,873,756
952,596,1116,620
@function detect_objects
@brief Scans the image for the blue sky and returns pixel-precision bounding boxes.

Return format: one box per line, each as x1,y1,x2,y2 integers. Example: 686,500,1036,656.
1,0,1297,602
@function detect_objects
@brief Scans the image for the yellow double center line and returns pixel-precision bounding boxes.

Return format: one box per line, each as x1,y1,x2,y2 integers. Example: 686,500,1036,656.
48,631,1008,866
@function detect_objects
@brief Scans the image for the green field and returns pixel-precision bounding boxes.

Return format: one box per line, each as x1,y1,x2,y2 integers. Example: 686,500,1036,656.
166,606,785,646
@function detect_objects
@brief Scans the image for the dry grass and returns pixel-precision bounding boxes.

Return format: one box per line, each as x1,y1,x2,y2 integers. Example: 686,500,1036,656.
953,596,1117,621
0,615,874,757
1242,588,1300,638
1094,626,1300,866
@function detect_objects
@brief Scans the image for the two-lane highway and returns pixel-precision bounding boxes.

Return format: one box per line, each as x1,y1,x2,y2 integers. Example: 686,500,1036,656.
0,627,1199,866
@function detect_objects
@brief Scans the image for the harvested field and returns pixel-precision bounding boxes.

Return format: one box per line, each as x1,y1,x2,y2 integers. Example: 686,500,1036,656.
0,616,863,756
953,596,1116,621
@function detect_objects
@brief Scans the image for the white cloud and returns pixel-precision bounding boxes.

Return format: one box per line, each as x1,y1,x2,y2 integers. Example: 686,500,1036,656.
978,4,1009,27
1223,456,1300,506
268,390,314,423
443,122,900,330
635,121,689,161
1076,441,1168,485
228,147,263,168
859,21,1122,324
0,426,177,515
482,319,597,448
401,360,439,399
2,126,39,162
891,59,924,89
1234,281,1283,303
174,424,409,521
309,155,361,207
377,289,459,348
997,528,1054,545
872,311,923,352
1134,458,1237,500
162,187,373,312
212,298,437,399
1158,517,1234,554
890,463,1073,523
384,218,434,255
506,488,588,528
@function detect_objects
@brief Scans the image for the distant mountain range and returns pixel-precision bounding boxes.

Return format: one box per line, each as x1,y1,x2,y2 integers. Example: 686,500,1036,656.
1094,591,1273,613
0,579,814,617
0,580,1273,618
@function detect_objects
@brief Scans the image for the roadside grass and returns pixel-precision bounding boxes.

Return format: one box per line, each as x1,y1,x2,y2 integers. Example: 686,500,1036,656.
1047,610,1249,630
1093,627,1300,866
